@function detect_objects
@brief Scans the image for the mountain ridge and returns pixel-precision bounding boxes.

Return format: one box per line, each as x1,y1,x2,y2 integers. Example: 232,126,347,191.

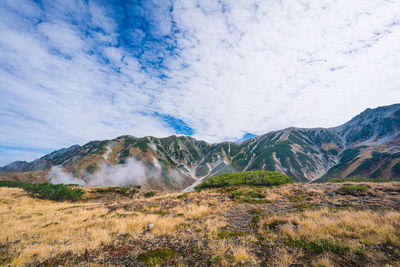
1,103,399,190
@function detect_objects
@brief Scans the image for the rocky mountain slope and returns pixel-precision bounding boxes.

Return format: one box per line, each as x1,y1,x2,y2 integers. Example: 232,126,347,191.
1,104,399,190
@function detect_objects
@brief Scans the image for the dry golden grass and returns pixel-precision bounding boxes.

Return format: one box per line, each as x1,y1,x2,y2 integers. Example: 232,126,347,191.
204,218,256,265
232,245,252,263
0,188,183,265
206,240,256,266
204,218,228,239
1,182,399,266
108,211,185,236
260,208,400,252
270,248,295,267
275,184,293,196
311,253,334,267
264,189,282,201
207,240,230,266
172,204,212,218
305,187,324,195
153,192,182,200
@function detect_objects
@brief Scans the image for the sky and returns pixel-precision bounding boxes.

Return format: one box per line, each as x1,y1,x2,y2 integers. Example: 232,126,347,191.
0,0,400,166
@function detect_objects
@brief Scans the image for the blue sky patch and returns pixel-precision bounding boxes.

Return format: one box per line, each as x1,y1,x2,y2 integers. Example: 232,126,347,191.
237,133,257,142
0,145,53,154
153,112,194,135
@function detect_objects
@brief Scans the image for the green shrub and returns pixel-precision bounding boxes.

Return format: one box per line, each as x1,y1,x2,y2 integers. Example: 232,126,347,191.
0,243,11,264
250,215,261,229
95,187,137,196
287,195,306,202
335,185,370,196
265,219,288,230
0,181,84,201
229,188,270,204
114,212,138,218
153,211,168,216
215,230,247,240
0,180,27,188
241,198,271,204
249,209,263,214
177,193,189,199
231,189,244,198
244,190,264,198
210,255,222,264
195,170,293,190
137,247,176,266
285,236,350,254
144,191,156,198
231,188,265,199
24,182,84,201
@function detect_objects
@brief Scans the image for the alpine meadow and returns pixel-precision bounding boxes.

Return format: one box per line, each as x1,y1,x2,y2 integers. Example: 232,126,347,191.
0,0,400,266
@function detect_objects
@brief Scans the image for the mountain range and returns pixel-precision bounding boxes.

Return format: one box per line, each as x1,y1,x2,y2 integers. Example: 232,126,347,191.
1,104,399,190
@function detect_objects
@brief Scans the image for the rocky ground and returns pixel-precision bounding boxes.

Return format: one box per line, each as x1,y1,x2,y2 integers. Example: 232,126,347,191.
1,182,400,266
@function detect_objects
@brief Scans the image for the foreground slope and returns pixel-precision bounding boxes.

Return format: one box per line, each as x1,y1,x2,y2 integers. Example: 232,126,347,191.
1,104,399,189
0,181,399,266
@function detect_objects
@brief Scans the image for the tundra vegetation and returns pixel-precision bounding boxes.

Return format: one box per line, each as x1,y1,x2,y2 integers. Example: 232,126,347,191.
0,171,399,266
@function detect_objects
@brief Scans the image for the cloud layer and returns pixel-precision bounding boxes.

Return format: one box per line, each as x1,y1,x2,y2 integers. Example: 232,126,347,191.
1,0,400,165
48,158,147,186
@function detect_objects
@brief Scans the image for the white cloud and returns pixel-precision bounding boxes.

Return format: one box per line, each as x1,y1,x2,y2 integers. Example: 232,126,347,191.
103,46,123,65
38,22,84,55
48,158,147,186
155,0,400,142
0,0,400,165
0,0,174,153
